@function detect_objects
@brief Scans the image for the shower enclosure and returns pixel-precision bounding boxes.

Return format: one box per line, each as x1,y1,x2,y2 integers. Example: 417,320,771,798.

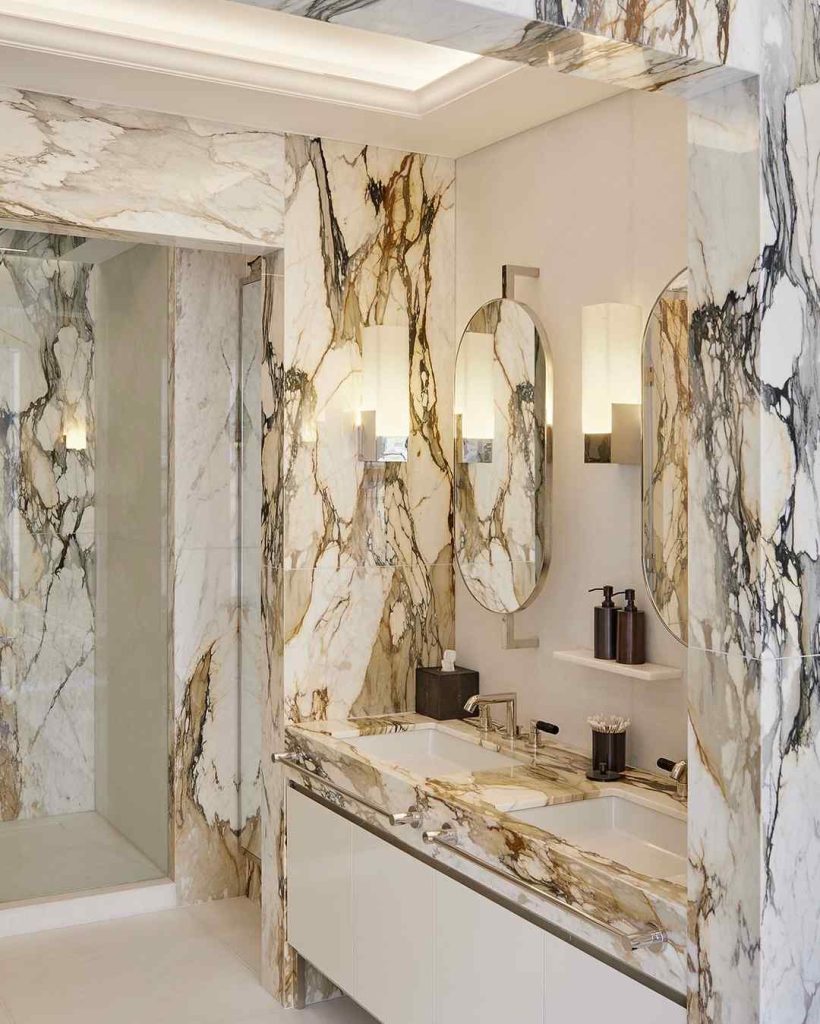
0,227,171,903
0,225,266,911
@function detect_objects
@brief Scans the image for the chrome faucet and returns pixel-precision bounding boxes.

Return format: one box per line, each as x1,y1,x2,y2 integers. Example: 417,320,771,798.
657,757,688,798
464,692,518,741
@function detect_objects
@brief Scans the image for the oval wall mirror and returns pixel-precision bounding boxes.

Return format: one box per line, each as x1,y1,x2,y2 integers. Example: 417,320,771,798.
454,297,553,614
642,269,689,645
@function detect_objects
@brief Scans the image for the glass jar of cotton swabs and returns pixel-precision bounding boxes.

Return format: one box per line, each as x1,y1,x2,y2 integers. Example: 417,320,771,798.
585,715,630,781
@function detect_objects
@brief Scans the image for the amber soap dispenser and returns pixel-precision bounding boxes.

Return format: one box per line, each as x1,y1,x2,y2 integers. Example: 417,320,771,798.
616,588,646,665
589,585,620,660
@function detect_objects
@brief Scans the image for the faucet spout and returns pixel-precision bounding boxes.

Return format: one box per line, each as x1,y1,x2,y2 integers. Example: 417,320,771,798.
462,692,518,742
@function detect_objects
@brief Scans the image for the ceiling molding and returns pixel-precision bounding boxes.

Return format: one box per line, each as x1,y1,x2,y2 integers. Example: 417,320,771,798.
0,7,516,117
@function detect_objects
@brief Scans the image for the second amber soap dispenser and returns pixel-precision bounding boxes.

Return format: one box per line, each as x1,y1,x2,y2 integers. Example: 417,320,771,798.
616,588,646,664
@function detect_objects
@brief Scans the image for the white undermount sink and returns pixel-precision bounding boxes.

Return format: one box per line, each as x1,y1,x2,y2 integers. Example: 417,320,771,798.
511,794,686,883
345,727,519,778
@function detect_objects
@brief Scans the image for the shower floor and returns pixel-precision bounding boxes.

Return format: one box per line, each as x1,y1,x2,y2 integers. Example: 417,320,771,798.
0,812,164,905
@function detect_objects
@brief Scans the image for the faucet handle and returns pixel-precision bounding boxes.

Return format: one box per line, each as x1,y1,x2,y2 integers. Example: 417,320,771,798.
528,719,560,750
534,720,559,735
657,757,688,796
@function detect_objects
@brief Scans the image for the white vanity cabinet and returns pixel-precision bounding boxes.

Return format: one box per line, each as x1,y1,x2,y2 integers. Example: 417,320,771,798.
352,827,435,1024
286,787,685,1024
286,787,354,992
544,933,685,1023
434,871,546,1022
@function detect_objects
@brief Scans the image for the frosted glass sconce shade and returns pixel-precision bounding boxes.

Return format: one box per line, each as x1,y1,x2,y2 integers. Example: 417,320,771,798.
581,303,642,464
360,324,409,462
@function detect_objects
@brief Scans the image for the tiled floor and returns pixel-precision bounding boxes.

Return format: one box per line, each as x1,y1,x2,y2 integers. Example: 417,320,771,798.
0,812,163,904
0,898,376,1024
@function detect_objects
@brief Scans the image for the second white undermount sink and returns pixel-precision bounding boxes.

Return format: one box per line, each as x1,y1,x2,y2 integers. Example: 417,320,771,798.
345,727,519,778
511,794,686,883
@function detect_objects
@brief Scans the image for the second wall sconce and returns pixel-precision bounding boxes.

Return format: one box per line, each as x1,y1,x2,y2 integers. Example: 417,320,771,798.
581,302,642,464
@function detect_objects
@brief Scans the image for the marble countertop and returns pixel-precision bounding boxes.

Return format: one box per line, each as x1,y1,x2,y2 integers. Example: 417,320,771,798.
284,713,687,995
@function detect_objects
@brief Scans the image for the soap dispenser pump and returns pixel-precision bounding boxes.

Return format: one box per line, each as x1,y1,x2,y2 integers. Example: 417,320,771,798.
616,588,646,665
589,585,621,661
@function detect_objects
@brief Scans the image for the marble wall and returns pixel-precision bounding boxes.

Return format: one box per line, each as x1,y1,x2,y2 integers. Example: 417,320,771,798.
281,137,455,725
0,234,95,822
0,89,284,249
171,247,262,904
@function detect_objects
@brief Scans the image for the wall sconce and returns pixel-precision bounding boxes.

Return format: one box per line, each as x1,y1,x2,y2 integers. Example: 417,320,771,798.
581,303,642,464
455,331,494,463
358,325,409,463
64,420,87,451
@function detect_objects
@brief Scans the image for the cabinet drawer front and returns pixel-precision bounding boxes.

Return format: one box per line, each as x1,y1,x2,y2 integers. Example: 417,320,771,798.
287,789,353,992
435,873,546,1023
352,824,434,1024
545,932,685,1023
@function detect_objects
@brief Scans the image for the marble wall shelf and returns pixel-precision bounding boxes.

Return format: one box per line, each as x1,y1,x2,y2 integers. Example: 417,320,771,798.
553,650,682,682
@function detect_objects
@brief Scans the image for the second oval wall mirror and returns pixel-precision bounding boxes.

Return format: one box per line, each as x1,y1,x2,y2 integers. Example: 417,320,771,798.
642,269,689,645
454,275,553,615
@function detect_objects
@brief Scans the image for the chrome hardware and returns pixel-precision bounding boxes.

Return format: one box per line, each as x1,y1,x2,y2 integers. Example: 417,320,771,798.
390,806,423,829
273,751,305,766
629,929,669,950
274,754,423,829
501,612,539,650
528,719,560,753
423,825,459,846
464,692,518,741
424,825,667,952
657,757,688,798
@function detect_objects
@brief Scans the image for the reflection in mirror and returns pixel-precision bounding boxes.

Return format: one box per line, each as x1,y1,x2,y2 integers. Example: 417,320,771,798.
642,270,689,645
455,298,552,614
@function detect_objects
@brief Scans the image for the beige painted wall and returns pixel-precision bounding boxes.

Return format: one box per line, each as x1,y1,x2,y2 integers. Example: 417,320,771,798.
455,90,688,771
94,243,170,872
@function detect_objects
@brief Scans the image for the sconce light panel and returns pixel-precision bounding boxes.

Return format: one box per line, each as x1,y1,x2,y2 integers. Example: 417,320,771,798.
358,324,410,464
581,302,642,465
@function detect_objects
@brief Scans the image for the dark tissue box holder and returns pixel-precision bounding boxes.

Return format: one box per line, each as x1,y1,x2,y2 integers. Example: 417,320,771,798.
415,666,479,721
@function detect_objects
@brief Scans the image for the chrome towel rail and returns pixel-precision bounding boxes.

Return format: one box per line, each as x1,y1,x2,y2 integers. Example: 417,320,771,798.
423,825,667,953
273,752,422,828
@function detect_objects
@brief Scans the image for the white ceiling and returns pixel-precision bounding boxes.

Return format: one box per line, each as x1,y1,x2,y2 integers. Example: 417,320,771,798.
0,0,622,158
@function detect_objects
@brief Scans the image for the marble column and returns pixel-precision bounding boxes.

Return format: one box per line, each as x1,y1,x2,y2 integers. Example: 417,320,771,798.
260,136,456,1004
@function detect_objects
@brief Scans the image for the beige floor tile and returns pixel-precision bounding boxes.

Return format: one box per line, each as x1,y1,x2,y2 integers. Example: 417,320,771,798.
236,996,377,1024
0,906,276,1024
0,899,377,1024
0,993,14,1024
0,812,163,904
188,897,262,974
